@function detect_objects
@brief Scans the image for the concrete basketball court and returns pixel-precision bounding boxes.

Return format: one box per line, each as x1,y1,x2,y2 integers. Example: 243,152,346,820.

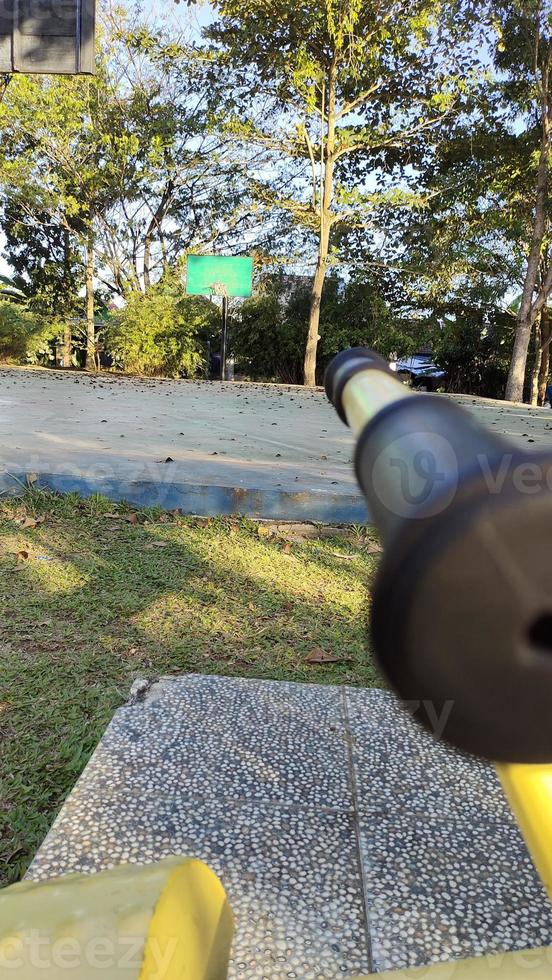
2,366,552,521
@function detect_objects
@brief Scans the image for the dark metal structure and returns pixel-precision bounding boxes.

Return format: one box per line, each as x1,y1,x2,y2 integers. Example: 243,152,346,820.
0,0,95,75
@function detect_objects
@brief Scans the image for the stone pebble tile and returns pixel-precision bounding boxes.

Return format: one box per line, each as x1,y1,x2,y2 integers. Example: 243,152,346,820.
26,677,552,975
76,674,353,812
346,690,512,824
345,690,552,970
28,789,371,980
359,811,552,972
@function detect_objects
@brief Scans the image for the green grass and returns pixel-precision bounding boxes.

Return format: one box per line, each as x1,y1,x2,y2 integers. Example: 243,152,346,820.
0,490,381,886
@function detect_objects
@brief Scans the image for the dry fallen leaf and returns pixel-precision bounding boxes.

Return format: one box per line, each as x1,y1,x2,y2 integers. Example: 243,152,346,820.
16,550,29,561
125,513,138,524
304,646,349,665
104,513,120,520
19,515,45,529
365,542,383,554
282,541,292,554
144,541,169,549
26,472,38,485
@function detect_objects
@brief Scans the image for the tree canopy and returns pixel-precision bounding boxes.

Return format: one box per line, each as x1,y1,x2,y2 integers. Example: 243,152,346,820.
0,0,549,398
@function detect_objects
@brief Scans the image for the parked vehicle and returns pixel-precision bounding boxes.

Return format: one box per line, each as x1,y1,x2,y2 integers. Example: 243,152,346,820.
394,352,446,391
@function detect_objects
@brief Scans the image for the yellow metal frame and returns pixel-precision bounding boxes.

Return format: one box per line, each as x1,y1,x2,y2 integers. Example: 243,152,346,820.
0,856,233,978
497,763,552,903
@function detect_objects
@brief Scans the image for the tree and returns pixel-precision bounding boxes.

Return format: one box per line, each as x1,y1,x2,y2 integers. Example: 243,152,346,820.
0,66,122,369
2,198,82,319
204,0,470,384
363,0,552,403
493,0,552,402
0,4,253,371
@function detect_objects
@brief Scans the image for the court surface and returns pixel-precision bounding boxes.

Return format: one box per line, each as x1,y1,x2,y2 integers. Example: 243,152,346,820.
1,366,552,520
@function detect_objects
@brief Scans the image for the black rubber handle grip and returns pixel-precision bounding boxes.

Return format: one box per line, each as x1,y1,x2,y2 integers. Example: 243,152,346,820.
326,348,552,763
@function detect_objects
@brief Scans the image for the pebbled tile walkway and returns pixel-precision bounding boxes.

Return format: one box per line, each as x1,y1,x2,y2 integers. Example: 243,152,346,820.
27,676,552,977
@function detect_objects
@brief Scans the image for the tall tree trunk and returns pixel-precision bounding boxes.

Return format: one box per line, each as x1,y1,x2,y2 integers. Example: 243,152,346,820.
63,229,72,368
84,225,96,372
304,225,331,387
538,306,551,405
530,320,542,405
505,61,551,402
63,322,72,369
304,61,337,387
143,233,153,292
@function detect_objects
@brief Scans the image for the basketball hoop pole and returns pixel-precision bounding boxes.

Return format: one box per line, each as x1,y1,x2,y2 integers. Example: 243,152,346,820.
221,295,228,381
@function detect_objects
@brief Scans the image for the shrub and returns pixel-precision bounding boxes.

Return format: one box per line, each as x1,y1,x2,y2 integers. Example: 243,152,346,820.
232,274,421,383
0,301,59,363
432,307,514,398
232,292,306,383
107,280,217,377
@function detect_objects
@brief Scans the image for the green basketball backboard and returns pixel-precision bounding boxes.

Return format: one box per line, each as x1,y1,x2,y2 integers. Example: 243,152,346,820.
186,255,253,299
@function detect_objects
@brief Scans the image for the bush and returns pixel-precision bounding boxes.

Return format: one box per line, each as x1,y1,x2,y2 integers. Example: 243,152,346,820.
107,279,217,377
232,291,306,383
0,301,59,363
431,307,514,398
232,274,423,383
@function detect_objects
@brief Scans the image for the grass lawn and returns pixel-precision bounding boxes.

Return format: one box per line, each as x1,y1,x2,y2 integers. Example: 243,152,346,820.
0,490,381,887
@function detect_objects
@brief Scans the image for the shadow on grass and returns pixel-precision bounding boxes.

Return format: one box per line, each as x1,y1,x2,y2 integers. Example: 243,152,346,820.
0,491,380,885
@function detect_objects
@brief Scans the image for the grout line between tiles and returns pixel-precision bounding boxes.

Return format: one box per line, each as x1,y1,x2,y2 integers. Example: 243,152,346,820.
342,686,375,976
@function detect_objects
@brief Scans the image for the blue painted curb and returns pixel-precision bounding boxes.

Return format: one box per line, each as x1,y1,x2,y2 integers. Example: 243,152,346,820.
0,470,369,524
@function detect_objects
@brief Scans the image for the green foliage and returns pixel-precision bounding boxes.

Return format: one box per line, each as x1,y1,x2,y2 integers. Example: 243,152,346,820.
431,307,515,398
205,0,476,382
107,277,217,377
232,274,424,383
0,301,59,364
203,0,475,243
2,199,82,318
0,8,249,319
318,277,423,363
232,289,306,383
